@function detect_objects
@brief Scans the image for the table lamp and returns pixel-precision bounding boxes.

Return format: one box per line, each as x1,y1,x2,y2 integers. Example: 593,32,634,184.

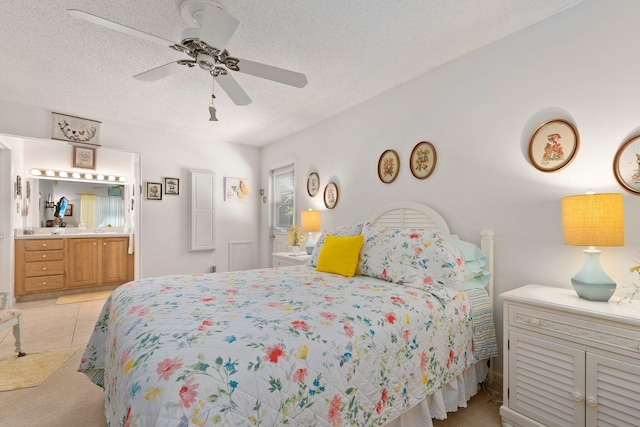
561,193,624,301
301,209,321,255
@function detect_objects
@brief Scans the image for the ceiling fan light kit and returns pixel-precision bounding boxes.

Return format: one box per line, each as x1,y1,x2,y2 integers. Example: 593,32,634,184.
67,0,308,121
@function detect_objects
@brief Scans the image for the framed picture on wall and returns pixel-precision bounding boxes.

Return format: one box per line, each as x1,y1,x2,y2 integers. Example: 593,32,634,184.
528,119,579,172
146,182,162,200
65,204,73,216
410,141,437,179
378,149,400,183
613,134,640,195
72,146,96,170
164,177,180,195
323,182,339,209
307,172,320,197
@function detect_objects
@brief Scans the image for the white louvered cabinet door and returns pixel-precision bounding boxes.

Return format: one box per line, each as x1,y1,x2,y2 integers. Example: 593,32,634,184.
508,331,585,427
586,353,640,427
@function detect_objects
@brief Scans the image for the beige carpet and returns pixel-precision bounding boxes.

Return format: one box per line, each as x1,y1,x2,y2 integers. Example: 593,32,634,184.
56,291,111,305
0,347,79,391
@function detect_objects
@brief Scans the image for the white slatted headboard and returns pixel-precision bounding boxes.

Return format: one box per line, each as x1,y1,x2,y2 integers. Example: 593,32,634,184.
369,201,450,234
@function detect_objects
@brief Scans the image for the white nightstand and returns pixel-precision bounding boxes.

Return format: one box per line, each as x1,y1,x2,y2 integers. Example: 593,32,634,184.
272,252,311,267
500,284,640,427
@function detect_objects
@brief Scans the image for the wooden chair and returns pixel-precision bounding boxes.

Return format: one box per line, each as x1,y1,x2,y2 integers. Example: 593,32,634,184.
0,292,26,357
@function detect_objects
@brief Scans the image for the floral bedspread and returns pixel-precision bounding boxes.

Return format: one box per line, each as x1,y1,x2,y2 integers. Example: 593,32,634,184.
79,266,494,426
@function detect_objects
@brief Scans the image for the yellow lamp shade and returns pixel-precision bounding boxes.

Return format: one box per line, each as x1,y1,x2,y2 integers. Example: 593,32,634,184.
561,193,624,247
301,210,321,232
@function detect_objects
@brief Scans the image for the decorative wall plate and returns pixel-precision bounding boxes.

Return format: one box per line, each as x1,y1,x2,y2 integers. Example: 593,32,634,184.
410,141,437,179
378,149,400,183
307,172,320,197
528,119,579,172
613,134,640,195
323,182,338,209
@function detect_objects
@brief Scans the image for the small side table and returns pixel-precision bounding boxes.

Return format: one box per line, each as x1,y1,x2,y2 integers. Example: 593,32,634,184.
272,252,311,267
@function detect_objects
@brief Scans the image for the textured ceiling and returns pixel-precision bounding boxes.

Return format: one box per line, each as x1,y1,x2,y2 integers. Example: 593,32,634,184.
0,0,582,147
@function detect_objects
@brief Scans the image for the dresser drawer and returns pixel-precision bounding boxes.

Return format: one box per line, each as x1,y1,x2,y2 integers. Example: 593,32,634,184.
24,274,65,292
24,239,64,251
508,303,640,354
24,250,64,262
24,260,65,277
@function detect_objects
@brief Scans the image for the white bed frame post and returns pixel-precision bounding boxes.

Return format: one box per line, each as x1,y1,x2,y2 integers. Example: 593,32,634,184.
481,229,495,384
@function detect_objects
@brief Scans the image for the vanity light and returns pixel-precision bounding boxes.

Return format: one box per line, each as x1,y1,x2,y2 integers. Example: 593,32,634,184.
30,168,127,183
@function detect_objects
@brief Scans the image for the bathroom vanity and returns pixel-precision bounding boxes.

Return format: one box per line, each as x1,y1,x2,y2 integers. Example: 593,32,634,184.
14,230,133,297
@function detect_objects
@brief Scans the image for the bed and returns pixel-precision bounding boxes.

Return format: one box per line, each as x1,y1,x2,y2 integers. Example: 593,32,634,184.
79,202,498,426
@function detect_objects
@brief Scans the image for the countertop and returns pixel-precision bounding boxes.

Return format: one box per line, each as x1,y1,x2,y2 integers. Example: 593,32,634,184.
15,228,131,239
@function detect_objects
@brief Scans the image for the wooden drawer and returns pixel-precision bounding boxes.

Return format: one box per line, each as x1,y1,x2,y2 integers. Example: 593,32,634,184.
24,274,65,292
24,260,64,277
24,239,64,251
24,250,64,262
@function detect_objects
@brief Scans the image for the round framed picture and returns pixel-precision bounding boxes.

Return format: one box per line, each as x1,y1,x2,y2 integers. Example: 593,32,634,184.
613,134,640,195
307,172,320,197
378,149,400,183
410,141,437,179
528,119,580,172
323,182,339,209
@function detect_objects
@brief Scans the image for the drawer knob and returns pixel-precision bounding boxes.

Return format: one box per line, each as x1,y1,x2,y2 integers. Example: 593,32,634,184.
571,392,583,402
43,267,47,271
42,243,47,247
586,397,597,407
42,281,46,285
104,243,107,246
42,254,47,258
529,318,540,327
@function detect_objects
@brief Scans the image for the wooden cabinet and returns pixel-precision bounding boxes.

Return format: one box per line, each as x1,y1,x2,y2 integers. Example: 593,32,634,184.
272,252,311,267
101,237,131,285
500,285,640,427
15,239,66,294
15,236,134,296
68,238,100,288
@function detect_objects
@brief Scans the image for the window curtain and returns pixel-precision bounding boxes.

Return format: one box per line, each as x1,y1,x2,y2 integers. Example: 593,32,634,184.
80,193,96,228
96,195,124,227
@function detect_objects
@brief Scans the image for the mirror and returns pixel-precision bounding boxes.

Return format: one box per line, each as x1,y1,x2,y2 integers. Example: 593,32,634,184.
34,178,128,228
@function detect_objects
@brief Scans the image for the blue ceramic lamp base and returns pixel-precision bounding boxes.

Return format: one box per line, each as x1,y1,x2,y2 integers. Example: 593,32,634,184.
571,249,616,302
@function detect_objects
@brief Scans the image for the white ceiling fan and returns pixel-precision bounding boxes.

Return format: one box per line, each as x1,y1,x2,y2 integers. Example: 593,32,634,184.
67,0,308,120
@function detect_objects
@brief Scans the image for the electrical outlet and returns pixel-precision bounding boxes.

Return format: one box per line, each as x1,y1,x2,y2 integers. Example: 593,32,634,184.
211,266,216,273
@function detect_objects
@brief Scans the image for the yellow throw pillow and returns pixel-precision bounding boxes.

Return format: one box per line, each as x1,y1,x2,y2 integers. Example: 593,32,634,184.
316,234,364,277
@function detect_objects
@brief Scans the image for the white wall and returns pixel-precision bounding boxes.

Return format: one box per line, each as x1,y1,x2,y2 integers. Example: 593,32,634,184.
261,0,640,373
0,99,261,279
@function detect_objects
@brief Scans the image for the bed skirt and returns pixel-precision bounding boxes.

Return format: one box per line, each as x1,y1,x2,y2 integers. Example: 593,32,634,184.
384,360,489,427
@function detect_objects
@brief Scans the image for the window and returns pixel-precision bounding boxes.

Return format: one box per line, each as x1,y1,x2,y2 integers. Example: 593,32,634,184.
272,165,295,231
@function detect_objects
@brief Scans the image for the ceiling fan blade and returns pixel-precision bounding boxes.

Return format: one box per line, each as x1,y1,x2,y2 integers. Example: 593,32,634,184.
214,73,252,106
134,62,184,81
199,4,239,49
235,58,308,88
67,9,177,47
